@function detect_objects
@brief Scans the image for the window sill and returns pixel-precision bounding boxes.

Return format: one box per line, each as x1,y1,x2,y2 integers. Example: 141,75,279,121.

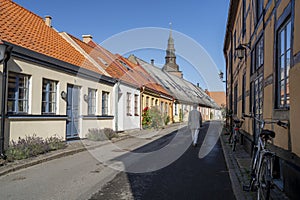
82,115,114,120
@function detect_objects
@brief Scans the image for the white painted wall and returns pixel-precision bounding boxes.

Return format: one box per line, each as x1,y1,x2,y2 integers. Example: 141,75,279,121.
114,83,140,132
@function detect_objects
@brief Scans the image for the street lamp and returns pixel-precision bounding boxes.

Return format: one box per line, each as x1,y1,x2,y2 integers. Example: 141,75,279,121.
235,43,250,60
0,41,13,159
219,70,226,83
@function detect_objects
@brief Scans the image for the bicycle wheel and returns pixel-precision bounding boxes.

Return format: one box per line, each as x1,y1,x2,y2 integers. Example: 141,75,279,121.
257,156,272,200
249,146,259,191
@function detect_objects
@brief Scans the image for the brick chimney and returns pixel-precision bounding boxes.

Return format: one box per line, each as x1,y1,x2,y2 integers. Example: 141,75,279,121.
82,35,93,43
44,16,52,27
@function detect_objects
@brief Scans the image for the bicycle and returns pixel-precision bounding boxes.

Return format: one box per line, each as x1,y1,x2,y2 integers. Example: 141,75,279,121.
228,118,244,151
242,113,288,200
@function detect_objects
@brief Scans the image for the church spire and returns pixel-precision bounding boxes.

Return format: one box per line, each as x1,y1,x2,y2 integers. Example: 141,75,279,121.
163,23,182,78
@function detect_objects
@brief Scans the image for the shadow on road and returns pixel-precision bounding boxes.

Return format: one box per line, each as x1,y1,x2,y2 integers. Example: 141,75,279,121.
90,121,235,200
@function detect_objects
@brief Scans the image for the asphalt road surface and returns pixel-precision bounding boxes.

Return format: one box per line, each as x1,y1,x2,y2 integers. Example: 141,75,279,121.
90,121,235,200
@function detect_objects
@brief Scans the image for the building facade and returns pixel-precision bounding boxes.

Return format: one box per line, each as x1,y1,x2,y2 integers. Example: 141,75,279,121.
0,0,116,143
224,0,300,198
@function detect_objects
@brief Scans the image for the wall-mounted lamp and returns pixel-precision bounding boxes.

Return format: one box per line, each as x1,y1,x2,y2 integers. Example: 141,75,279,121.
0,41,13,159
61,91,67,100
235,43,251,60
83,94,89,102
219,70,226,83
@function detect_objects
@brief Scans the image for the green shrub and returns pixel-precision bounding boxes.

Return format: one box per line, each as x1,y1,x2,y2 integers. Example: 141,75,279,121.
6,134,66,161
86,128,118,141
46,135,67,150
142,107,151,129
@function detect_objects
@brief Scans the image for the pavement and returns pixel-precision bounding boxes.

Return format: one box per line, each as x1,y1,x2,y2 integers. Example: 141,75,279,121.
220,125,290,200
0,122,185,177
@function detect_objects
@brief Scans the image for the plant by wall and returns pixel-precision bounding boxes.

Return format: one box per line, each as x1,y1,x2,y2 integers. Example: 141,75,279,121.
6,134,66,161
86,128,118,141
142,107,151,129
149,106,164,129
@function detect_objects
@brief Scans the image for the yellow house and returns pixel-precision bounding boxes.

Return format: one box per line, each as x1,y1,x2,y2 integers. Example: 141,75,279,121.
224,0,300,198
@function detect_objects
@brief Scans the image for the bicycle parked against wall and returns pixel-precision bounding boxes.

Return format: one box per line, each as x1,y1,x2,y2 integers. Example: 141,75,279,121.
243,113,288,200
228,118,244,151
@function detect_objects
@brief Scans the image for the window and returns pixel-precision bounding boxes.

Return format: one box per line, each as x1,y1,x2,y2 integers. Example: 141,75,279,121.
242,0,246,36
160,102,164,113
118,59,131,70
134,94,139,116
234,31,237,60
7,72,30,114
256,0,263,21
151,98,154,106
146,96,149,107
251,36,264,74
174,103,178,115
242,73,246,114
102,91,109,115
276,19,291,108
165,103,168,114
42,79,57,114
126,92,132,116
234,84,238,115
88,88,97,115
256,38,264,70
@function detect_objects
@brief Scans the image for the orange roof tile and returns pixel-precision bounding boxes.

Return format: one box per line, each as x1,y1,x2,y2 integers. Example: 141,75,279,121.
0,0,103,74
70,37,172,98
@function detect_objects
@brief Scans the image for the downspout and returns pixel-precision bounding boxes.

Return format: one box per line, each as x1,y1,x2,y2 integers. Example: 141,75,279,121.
140,86,145,129
0,45,13,159
115,81,120,132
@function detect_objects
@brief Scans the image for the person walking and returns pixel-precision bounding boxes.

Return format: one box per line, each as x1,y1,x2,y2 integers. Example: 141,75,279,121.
188,104,202,147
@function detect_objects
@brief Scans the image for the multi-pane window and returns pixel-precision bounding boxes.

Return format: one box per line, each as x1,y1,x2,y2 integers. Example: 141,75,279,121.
256,0,263,21
126,92,132,116
174,103,178,115
102,91,109,115
7,72,30,114
276,19,291,108
160,102,164,113
146,96,149,107
242,0,246,36
42,79,57,114
134,94,139,116
242,73,246,114
251,36,264,74
88,88,97,115
234,84,238,115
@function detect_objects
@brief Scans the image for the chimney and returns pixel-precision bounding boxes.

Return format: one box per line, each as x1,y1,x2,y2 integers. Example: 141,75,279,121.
45,16,52,27
197,83,199,87
82,35,93,43
151,59,154,65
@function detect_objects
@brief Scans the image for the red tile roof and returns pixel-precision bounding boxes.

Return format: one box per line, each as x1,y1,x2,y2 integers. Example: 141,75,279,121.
69,37,172,98
0,0,103,74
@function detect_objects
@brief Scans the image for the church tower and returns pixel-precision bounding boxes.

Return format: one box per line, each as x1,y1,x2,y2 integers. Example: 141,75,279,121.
162,24,183,78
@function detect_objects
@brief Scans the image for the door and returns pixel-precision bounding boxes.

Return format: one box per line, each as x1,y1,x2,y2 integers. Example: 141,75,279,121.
66,84,80,139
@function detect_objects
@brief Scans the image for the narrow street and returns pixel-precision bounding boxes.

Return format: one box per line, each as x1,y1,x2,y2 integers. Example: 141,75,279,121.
91,121,235,200
0,122,235,200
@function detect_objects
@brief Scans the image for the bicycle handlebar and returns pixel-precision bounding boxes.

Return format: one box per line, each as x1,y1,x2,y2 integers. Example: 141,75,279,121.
242,113,288,129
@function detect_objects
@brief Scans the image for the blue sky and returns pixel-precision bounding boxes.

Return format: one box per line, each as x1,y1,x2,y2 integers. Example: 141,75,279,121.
13,0,230,91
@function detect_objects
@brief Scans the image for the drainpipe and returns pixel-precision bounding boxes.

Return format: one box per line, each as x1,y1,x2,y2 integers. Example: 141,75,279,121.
0,44,13,159
140,86,145,129
115,81,120,132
